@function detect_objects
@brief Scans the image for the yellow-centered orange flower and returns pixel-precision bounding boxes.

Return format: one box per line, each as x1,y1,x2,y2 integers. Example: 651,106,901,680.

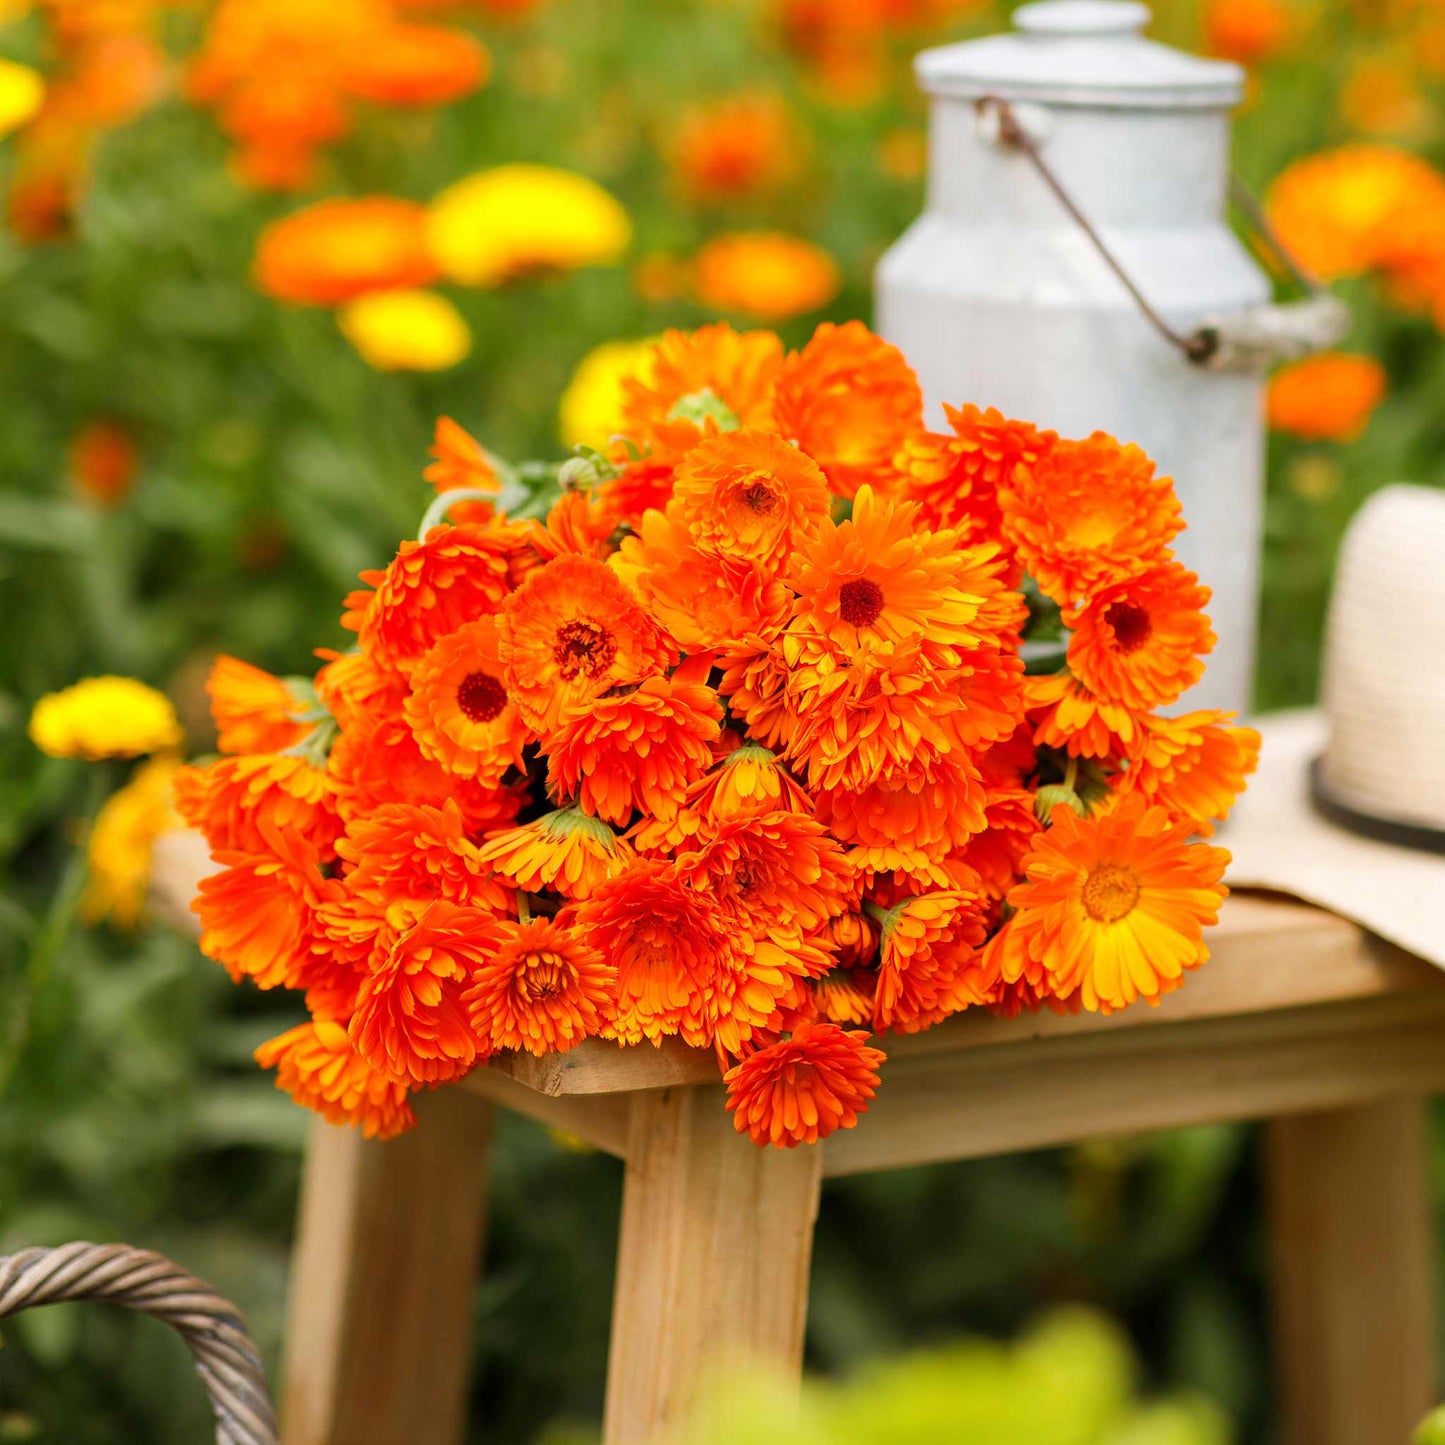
1002,794,1230,1013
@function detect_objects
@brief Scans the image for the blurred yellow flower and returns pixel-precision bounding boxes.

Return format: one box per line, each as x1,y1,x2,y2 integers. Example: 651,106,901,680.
692,231,841,321
425,164,632,286
337,288,472,371
82,756,182,928
0,59,45,139
30,676,184,760
559,337,658,449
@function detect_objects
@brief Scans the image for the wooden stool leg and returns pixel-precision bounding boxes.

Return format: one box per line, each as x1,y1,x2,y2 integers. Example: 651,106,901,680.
1264,1096,1437,1445
280,1089,494,1445
602,1087,823,1445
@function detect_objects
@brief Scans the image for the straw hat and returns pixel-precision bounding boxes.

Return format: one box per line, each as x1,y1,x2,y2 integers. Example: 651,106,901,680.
1222,484,1445,966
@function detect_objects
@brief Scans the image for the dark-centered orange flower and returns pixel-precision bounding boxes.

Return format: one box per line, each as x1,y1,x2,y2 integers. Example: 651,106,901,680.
403,616,531,781
724,1021,885,1147
350,900,494,1084
254,197,440,306
1266,352,1386,442
461,916,614,1056
1003,794,1230,1014
497,554,674,733
547,675,723,825
672,429,830,567
771,321,922,499
1001,432,1183,607
1066,562,1216,711
256,1018,417,1140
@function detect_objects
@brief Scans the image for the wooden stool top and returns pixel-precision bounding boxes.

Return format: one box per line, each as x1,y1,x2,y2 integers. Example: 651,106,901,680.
463,894,1445,1175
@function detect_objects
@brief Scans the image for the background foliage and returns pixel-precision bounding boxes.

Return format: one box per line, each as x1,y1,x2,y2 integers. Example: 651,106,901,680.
2,0,1443,1440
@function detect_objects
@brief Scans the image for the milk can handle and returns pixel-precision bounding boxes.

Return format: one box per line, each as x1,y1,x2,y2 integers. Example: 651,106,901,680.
976,96,1351,371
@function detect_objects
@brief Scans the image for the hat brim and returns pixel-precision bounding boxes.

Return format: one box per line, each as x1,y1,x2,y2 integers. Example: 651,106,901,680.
1218,709,1445,970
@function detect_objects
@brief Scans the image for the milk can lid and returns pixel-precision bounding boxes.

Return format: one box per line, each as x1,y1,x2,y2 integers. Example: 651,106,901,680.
916,0,1244,109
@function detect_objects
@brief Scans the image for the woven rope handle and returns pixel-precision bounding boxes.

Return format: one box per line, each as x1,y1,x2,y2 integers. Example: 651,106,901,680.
0,1242,279,1445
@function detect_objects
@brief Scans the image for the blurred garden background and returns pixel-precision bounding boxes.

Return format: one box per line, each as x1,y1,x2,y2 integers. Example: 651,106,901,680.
2,0,1444,1439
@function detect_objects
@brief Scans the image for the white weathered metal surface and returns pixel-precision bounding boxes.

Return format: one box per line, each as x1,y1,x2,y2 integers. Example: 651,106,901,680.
876,0,1289,715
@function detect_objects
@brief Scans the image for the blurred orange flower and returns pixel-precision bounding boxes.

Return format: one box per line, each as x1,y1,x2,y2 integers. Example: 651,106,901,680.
1203,0,1294,65
68,420,139,506
254,197,439,305
342,22,490,106
670,93,803,205
1266,352,1386,441
692,231,841,322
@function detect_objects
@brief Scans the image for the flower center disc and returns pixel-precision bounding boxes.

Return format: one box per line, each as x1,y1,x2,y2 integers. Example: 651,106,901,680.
1104,601,1152,654
1081,862,1141,923
838,577,885,627
517,951,569,1000
554,618,618,679
457,670,508,723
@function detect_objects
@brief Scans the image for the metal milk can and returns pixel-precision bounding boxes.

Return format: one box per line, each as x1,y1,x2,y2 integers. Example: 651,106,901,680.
876,0,1346,715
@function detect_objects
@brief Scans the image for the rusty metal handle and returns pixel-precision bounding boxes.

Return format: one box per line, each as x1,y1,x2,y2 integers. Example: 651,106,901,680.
0,1242,279,1445
975,95,1350,371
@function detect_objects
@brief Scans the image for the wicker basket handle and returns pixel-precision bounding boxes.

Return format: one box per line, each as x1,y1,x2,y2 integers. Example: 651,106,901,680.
0,1242,279,1445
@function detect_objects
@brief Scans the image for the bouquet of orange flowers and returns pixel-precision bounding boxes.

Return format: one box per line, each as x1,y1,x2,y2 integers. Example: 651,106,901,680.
178,320,1259,1149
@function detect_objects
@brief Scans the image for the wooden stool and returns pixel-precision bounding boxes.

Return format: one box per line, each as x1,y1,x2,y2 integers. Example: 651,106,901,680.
277,896,1445,1445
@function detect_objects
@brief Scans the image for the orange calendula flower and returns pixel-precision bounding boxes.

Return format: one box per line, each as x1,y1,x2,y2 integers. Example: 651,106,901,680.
1204,0,1293,64
403,616,531,782
896,405,1056,552
1065,562,1215,711
336,798,510,919
575,855,780,1051
256,1018,417,1140
612,508,793,653
498,553,674,734
685,741,813,823
724,1022,885,1148
673,810,850,936
1266,352,1386,442
619,322,782,460
179,753,341,856
424,415,500,501
872,888,993,1034
253,197,440,306
69,420,139,506
1264,144,1445,281
1112,711,1261,834
787,486,998,659
1004,794,1230,1013
342,23,490,106
815,750,987,858
194,824,325,991
812,966,878,1024
1001,432,1183,607
476,805,635,900
692,231,841,323
207,655,309,755
1026,672,1145,761
772,321,922,499
343,521,521,676
350,900,493,1085
672,429,830,567
670,92,801,205
547,675,724,825
461,916,614,1056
